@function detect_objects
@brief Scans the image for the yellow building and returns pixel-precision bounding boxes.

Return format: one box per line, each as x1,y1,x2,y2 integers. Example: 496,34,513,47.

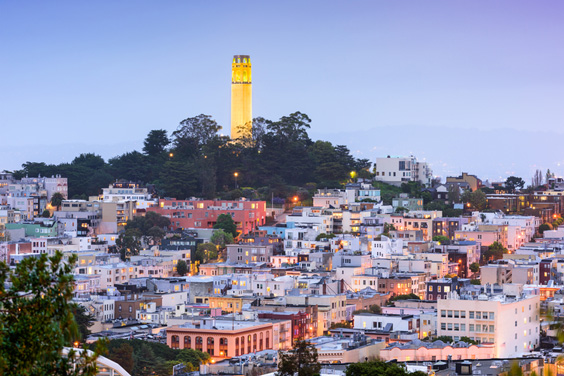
209,296,244,313
231,55,252,139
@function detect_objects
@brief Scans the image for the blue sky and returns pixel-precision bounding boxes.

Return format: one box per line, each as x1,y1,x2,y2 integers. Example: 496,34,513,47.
2,1,563,181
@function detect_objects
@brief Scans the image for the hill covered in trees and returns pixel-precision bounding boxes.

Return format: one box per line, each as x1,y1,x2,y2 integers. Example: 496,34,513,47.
14,112,372,201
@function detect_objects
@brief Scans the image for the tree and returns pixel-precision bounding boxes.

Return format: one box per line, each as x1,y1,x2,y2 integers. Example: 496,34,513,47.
108,342,134,374
482,241,508,262
532,169,543,188
210,229,234,248
345,360,426,376
460,336,478,345
433,235,450,245
388,293,420,304
143,129,170,156
505,176,525,194
177,260,188,276
171,114,222,157
41,209,51,218
546,169,554,185
146,226,166,245
71,303,95,341
51,191,65,211
315,233,336,241
0,251,102,375
277,340,321,376
539,223,553,234
116,228,142,261
470,262,480,274
353,304,382,315
462,189,487,211
214,213,238,238
447,184,461,203
433,336,454,343
194,243,218,264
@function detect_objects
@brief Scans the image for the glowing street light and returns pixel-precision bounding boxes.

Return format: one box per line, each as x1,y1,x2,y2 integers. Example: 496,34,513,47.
234,172,239,189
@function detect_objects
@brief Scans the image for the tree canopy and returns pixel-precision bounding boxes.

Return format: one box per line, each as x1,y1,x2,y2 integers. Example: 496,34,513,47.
214,214,238,238
505,176,525,193
277,340,321,376
104,339,209,376
345,360,426,376
0,251,102,375
14,112,371,202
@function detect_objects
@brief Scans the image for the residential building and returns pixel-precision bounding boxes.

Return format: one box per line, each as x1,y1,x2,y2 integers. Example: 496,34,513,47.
148,199,266,236
373,156,433,186
437,291,540,357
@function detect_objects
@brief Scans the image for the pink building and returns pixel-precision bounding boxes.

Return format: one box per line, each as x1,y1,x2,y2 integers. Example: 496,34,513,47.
379,339,495,362
147,199,267,237
167,319,280,360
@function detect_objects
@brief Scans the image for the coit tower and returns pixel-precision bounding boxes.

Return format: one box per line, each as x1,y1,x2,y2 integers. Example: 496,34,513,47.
230,55,252,139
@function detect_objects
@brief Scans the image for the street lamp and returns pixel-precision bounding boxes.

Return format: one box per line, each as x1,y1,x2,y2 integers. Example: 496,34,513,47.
234,172,239,189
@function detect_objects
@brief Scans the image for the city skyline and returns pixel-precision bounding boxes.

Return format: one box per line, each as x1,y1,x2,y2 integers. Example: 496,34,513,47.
2,1,563,181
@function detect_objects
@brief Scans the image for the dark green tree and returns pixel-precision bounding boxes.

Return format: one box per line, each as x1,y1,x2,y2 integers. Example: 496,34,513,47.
505,176,525,193
388,293,420,304
210,229,234,248
433,336,454,343
433,235,450,245
482,241,508,262
345,359,426,376
146,226,166,245
107,151,149,183
116,228,142,260
176,260,188,276
462,189,487,211
51,191,65,211
214,213,238,238
108,342,134,374
470,262,480,274
277,340,321,376
447,184,461,203
539,223,553,234
0,251,102,375
171,114,222,158
143,129,170,156
460,336,478,345
194,243,218,264
41,209,51,218
134,342,157,376
70,303,95,341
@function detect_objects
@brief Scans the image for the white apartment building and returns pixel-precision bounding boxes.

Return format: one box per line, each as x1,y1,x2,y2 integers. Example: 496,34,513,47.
100,182,156,210
437,293,540,358
312,189,347,208
286,207,333,234
354,313,418,334
374,156,433,186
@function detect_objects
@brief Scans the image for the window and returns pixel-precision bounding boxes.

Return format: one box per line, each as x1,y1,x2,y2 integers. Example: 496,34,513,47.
447,323,453,331
454,311,459,318
469,324,474,332
441,323,446,330
441,310,446,318
469,311,474,319
461,311,466,319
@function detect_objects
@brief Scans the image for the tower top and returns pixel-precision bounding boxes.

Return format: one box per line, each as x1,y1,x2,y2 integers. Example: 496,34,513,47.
233,55,251,64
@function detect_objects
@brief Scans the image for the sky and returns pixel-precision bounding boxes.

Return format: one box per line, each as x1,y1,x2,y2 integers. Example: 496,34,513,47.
1,1,563,182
